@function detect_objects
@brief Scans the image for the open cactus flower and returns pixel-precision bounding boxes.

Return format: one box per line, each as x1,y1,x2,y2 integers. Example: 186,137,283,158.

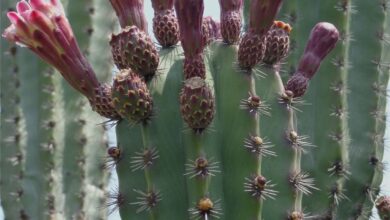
1,0,389,219
3,0,99,99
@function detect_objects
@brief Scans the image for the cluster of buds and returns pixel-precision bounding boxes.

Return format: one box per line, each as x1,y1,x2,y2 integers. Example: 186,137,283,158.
238,0,284,70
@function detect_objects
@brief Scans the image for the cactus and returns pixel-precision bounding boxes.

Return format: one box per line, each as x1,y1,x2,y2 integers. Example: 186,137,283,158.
1,0,390,220
1,1,26,218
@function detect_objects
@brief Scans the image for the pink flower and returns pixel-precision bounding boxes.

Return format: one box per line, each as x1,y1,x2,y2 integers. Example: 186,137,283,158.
2,0,99,99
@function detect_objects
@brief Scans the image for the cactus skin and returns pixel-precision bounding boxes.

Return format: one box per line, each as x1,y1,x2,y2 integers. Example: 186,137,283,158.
0,3,26,217
84,0,117,218
338,0,389,218
61,0,95,218
2,0,390,219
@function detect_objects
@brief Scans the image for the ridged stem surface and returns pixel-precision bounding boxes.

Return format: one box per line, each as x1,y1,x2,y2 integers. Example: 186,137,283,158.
1,2,26,217
116,47,188,219
340,0,389,218
83,0,117,218
61,1,93,218
18,50,63,220
211,43,266,219
255,67,295,219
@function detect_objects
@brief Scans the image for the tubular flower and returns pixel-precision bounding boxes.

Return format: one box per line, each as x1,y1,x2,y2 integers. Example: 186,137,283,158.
109,0,148,31
2,0,99,99
286,22,339,97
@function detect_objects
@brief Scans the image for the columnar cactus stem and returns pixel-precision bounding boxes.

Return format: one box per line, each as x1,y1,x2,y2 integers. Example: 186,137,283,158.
212,44,264,219
0,16,26,218
339,0,389,218
61,0,94,218
84,0,117,218
18,49,63,220
115,47,188,219
288,19,343,219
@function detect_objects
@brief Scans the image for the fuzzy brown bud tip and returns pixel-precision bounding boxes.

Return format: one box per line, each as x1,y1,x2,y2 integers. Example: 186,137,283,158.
175,0,204,56
109,0,148,30
180,77,215,133
298,22,339,78
249,0,283,35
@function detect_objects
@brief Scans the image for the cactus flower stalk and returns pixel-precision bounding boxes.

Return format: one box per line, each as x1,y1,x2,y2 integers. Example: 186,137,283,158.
109,0,148,31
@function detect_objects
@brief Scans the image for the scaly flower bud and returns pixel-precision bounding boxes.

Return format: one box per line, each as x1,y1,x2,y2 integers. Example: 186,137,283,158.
218,0,242,44
2,0,99,99
151,0,179,47
110,26,159,81
109,0,148,31
263,20,291,65
202,16,221,47
112,69,153,123
286,22,339,97
238,0,283,69
89,84,121,120
180,77,215,133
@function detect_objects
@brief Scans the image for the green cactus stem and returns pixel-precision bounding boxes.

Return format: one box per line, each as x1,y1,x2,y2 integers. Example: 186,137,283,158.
212,44,268,219
115,47,188,219
287,1,351,218
61,0,94,218
339,0,389,218
83,0,117,218
17,47,63,220
0,3,26,217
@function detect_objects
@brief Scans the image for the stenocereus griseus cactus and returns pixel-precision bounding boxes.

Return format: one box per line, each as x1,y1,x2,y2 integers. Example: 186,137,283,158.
1,0,389,219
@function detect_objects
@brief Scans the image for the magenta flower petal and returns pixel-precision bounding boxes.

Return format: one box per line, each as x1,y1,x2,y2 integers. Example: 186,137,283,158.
17,1,31,13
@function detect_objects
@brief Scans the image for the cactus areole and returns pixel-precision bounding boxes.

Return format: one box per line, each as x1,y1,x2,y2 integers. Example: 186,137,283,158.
2,0,389,219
